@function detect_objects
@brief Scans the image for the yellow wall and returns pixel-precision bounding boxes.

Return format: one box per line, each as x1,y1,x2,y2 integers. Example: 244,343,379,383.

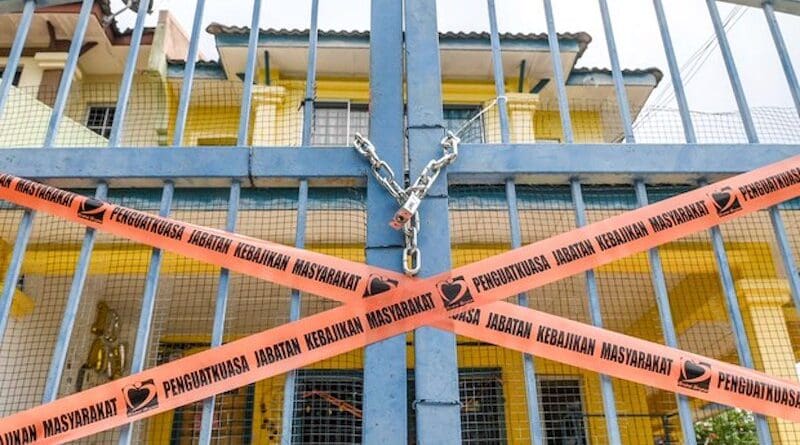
4,73,797,443
4,212,797,444
156,77,609,146
0,72,605,147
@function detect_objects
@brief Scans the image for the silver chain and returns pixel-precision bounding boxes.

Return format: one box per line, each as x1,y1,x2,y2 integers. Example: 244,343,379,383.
352,131,460,276
406,131,460,200
353,133,408,204
402,213,421,276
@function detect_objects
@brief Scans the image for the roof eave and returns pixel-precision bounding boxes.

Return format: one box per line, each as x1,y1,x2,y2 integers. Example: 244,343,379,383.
567,68,663,87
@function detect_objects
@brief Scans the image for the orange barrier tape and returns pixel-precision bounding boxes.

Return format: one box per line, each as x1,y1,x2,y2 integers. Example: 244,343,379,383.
0,153,799,442
0,174,384,305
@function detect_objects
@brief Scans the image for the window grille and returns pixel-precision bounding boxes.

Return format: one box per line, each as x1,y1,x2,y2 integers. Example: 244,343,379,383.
292,370,363,444
539,378,589,445
85,105,116,138
290,368,507,444
311,102,369,146
443,106,484,144
455,368,507,444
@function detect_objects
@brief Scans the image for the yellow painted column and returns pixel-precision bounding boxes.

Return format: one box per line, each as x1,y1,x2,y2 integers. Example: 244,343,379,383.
505,92,539,143
738,278,800,444
251,86,287,146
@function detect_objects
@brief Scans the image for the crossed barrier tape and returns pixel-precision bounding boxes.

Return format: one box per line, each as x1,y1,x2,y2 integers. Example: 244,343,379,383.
0,154,798,443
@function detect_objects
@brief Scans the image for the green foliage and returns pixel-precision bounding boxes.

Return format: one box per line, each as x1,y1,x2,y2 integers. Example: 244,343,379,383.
695,409,757,445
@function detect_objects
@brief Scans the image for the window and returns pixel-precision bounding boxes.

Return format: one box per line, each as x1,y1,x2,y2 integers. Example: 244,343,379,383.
291,368,507,444
311,102,369,146
292,370,363,444
451,368,507,444
159,344,255,444
0,67,22,87
539,378,588,445
86,106,116,138
443,106,484,144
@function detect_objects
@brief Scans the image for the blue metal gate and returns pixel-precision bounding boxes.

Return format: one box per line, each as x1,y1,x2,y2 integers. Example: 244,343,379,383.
0,0,799,443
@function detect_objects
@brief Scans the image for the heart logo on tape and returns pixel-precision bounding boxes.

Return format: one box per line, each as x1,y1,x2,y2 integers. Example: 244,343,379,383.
677,359,712,393
437,276,474,311
363,275,399,297
710,187,742,217
123,379,159,416
78,198,107,224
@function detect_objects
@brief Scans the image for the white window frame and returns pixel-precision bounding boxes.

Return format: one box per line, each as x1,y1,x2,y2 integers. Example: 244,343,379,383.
312,100,369,146
85,104,116,138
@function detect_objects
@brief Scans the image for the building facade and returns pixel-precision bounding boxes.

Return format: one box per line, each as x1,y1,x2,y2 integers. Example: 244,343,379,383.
0,1,799,444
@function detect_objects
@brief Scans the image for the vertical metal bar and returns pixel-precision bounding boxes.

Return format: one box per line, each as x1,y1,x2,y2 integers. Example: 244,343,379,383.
42,0,151,403
197,2,260,442
117,181,174,445
280,2,318,441
0,210,34,343
488,2,542,443
198,181,240,444
108,0,152,148
301,0,320,145
0,0,35,120
487,0,510,144
505,180,544,445
119,2,205,443
41,183,108,402
0,0,36,345
748,13,800,439
763,1,800,116
705,4,774,440
544,1,621,441
43,0,94,147
705,0,759,143
598,5,692,436
700,186,773,444
172,0,208,146
280,181,307,445
654,3,771,441
405,0,462,442
542,0,574,144
652,0,697,143
770,207,800,313
762,0,800,388
363,0,407,442
597,0,635,142
634,181,697,445
570,180,622,445
237,0,263,147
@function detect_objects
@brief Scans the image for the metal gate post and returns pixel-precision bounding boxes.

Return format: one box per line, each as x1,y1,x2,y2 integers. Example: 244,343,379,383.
363,0,408,443
405,0,462,443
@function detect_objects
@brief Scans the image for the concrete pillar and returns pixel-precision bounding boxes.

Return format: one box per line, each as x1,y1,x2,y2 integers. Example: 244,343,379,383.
250,85,287,146
506,92,539,143
738,278,800,444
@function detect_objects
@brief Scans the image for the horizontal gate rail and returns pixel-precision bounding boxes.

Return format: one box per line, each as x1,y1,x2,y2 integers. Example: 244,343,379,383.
0,0,799,443
1,146,800,185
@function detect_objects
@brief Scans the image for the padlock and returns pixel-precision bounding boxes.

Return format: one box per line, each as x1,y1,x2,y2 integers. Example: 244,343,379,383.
390,194,421,230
